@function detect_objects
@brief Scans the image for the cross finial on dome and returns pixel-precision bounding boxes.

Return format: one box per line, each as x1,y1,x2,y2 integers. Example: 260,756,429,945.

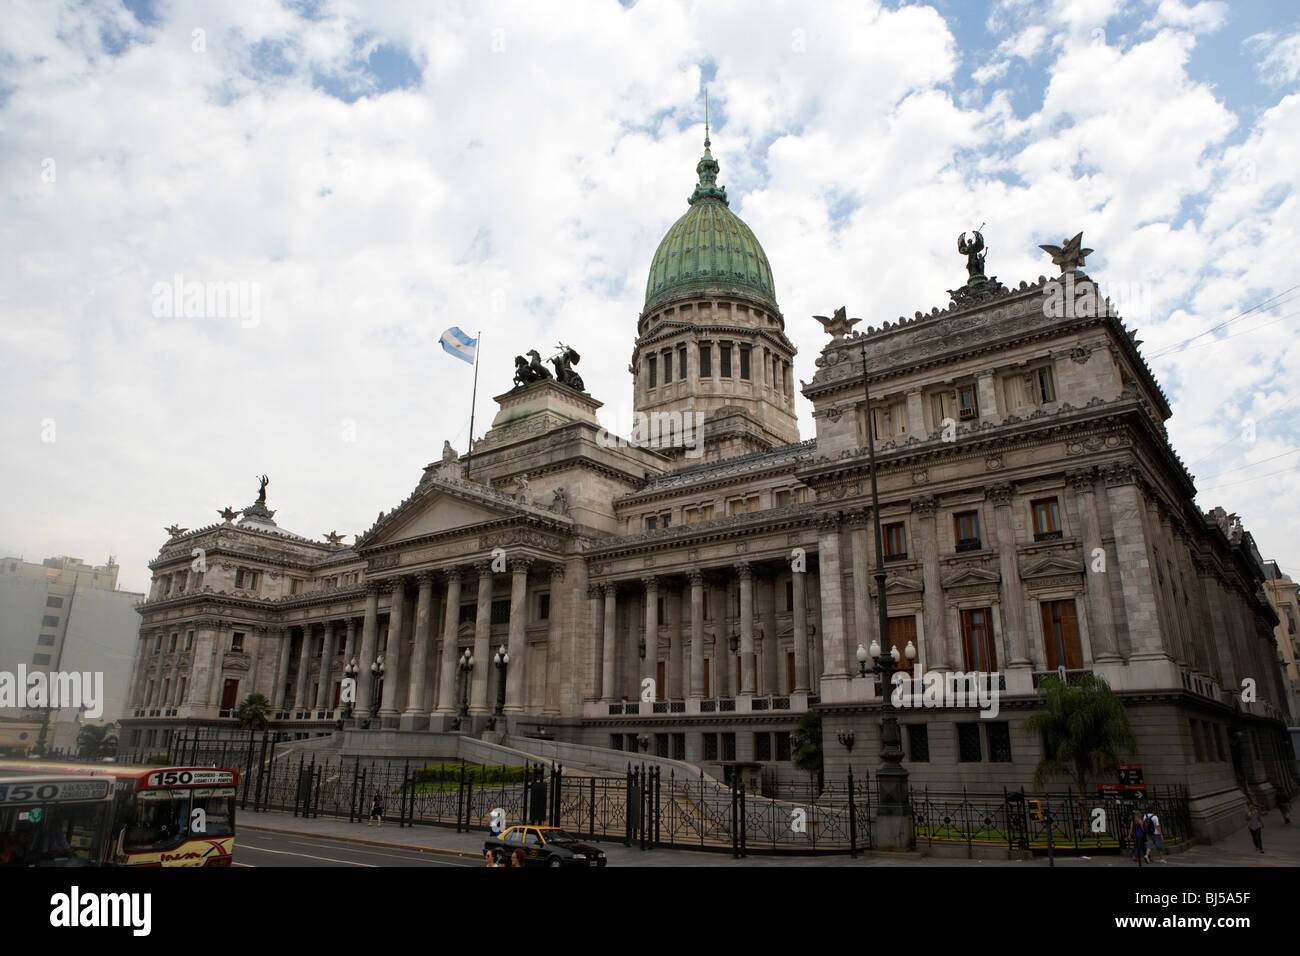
704,87,711,149
690,89,727,206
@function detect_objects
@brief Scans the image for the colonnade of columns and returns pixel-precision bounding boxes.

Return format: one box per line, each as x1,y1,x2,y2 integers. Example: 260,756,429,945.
586,562,820,704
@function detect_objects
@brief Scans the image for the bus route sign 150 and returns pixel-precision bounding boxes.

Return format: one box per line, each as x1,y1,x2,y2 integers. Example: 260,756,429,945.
0,779,112,804
147,770,236,788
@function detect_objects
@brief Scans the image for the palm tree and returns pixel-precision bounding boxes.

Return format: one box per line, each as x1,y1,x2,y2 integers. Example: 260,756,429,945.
76,723,119,761
236,693,270,730
1023,673,1137,824
791,709,824,794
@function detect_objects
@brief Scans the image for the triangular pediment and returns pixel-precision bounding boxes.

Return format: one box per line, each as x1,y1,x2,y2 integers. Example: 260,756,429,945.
869,573,923,596
358,478,531,550
940,566,1001,589
1020,554,1085,579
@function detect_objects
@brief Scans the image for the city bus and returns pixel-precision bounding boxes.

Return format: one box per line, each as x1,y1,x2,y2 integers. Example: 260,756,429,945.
0,761,238,866
0,774,118,866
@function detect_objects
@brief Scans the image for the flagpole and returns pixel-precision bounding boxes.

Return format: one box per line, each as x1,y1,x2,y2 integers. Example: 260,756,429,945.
465,330,481,481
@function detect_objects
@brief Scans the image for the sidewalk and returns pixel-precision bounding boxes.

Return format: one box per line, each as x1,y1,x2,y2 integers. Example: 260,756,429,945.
237,806,1300,867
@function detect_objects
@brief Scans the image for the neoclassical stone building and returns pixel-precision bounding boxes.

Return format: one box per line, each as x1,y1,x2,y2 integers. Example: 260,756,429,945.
121,135,1294,839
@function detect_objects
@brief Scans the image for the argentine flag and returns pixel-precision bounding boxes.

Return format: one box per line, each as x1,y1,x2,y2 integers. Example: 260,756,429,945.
440,327,477,365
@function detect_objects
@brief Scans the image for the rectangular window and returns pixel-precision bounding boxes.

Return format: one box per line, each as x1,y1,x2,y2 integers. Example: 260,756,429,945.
986,722,1012,762
648,355,657,387
720,345,732,377
175,570,187,591
37,634,54,646
611,734,623,751
491,600,511,625
700,344,712,377
703,733,718,761
870,405,890,441
185,630,194,651
679,348,687,380
957,723,983,762
958,384,979,420
1031,498,1062,540
1035,366,1056,403
168,633,178,652
234,568,244,588
754,732,771,761
661,513,671,528
662,350,672,384
722,732,736,761
42,615,59,628
739,346,751,380
538,593,550,621
785,579,794,611
775,731,791,762
1190,719,1204,762
231,632,244,652
291,578,303,595
154,636,162,654
656,733,669,758
673,733,686,761
45,596,63,608
32,653,51,665
884,522,907,560
684,508,698,523
954,511,981,551
1003,373,1031,412
646,515,658,531
907,725,930,762
930,391,955,429
459,605,477,625
178,677,186,703
961,607,998,672
1040,600,1083,670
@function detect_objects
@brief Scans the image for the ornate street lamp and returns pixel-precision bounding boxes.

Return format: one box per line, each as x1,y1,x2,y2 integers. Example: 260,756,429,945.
367,654,385,719
854,337,913,821
488,645,508,730
453,648,475,730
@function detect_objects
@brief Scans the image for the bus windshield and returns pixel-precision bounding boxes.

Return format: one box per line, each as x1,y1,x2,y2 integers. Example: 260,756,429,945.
0,777,115,867
122,786,237,853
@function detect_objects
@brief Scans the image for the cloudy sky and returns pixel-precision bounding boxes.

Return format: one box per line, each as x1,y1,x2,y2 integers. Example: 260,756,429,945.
2,0,1298,594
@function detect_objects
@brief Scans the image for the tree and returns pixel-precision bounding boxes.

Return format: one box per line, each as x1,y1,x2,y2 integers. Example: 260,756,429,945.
791,709,824,793
76,724,118,761
236,693,270,730
1023,673,1137,823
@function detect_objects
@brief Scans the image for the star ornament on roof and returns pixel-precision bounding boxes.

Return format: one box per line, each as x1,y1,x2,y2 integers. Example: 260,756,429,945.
324,530,346,545
812,306,862,341
218,507,241,522
164,524,188,538
1039,232,1094,273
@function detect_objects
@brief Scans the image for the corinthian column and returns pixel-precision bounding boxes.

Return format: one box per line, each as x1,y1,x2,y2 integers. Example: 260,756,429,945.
588,583,605,700
472,563,494,715
642,576,659,709
380,581,406,719
356,584,380,715
913,496,949,669
988,483,1030,667
738,563,756,696
1067,469,1120,662
689,572,705,699
403,572,434,727
792,566,809,693
315,621,336,710
435,569,463,715
504,559,531,714
602,584,617,702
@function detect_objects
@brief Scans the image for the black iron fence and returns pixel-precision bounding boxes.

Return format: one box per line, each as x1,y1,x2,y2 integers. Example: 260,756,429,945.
132,730,1192,856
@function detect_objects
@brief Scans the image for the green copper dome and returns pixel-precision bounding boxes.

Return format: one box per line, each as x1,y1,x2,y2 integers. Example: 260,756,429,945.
643,138,777,315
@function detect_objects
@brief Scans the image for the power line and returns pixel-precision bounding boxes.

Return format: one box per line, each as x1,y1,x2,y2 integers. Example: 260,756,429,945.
1160,307,1300,356
1148,283,1300,359
1195,463,1300,494
1186,390,1300,467
1195,447,1300,481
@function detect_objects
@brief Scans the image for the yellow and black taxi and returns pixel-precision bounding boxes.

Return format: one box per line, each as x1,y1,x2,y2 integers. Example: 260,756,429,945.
484,826,608,867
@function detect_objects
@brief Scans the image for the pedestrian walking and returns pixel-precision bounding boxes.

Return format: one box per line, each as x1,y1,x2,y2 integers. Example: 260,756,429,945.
1127,810,1146,865
1246,802,1263,853
368,788,384,827
1144,810,1167,862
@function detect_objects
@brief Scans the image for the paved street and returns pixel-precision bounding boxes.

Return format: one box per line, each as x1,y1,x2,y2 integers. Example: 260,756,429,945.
234,806,1300,867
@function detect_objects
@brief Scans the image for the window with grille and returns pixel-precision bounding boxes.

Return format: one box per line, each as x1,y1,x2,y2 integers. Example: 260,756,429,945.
37,634,54,646
721,345,732,377
986,722,1012,762
754,733,771,761
491,600,511,625
722,733,736,761
648,355,657,387
957,723,982,762
775,732,791,761
45,596,63,608
704,733,718,760
739,346,751,380
673,733,686,760
611,734,623,751
662,350,672,383
32,653,51,665
679,349,687,379
42,615,59,628
907,725,929,762
700,344,712,377
656,733,669,757
459,605,477,625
